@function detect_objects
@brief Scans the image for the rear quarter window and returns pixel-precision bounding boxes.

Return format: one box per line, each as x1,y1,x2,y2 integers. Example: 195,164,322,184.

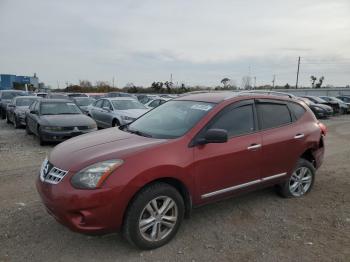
288,102,306,120
258,103,292,130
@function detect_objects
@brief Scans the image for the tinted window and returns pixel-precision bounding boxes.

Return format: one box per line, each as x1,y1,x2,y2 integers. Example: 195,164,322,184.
288,102,306,120
16,97,38,106
258,103,292,129
111,100,146,110
209,105,255,137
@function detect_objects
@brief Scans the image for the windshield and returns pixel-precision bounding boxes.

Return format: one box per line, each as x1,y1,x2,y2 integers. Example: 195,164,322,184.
127,100,215,139
16,97,37,106
40,102,82,115
75,98,95,106
2,92,26,100
112,100,146,110
309,96,327,103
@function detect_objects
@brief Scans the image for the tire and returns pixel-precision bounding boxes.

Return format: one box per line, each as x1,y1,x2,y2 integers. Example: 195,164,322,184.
278,158,315,198
123,183,185,250
25,120,32,135
1,109,5,119
37,127,46,146
14,115,21,128
112,119,120,127
6,113,11,124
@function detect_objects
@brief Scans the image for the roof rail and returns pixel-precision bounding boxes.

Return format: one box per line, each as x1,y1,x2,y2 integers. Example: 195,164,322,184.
238,90,297,99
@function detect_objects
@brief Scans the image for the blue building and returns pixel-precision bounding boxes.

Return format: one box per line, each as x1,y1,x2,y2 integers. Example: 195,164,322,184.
0,74,39,90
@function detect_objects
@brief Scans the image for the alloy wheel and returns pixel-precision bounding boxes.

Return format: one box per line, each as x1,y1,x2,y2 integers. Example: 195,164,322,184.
289,167,313,197
138,196,178,242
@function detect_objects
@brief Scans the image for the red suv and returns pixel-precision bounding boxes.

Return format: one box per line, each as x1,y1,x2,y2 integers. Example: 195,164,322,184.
36,92,326,249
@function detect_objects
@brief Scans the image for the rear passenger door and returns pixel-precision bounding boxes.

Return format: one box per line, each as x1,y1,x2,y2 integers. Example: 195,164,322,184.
256,99,304,181
91,99,104,125
101,100,113,127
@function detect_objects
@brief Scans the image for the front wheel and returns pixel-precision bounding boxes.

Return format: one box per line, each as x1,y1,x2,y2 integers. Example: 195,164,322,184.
123,183,185,249
278,158,315,198
14,115,21,128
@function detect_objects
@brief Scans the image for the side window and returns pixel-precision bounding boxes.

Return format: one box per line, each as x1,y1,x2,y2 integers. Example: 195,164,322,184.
95,100,103,108
257,103,292,129
288,102,306,120
35,102,40,113
103,100,112,110
209,104,255,137
149,100,160,108
29,101,36,111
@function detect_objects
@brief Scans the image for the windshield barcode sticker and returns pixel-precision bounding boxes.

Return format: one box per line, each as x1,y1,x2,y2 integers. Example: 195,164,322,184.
190,104,212,111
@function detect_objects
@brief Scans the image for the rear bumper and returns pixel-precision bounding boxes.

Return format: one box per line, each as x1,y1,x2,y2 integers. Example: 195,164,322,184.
314,137,325,169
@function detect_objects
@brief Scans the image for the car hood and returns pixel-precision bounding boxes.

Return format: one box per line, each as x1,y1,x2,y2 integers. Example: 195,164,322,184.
314,104,333,111
117,109,149,118
49,128,167,171
0,99,11,105
40,114,95,126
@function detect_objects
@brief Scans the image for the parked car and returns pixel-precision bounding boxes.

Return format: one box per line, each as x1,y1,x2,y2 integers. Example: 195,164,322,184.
0,90,27,119
35,92,48,98
6,96,41,128
136,94,160,104
301,95,339,114
319,96,349,114
106,92,135,98
25,99,97,145
88,97,149,128
72,97,96,114
67,93,88,98
297,97,333,119
144,98,170,109
36,92,326,249
336,95,350,104
47,93,70,100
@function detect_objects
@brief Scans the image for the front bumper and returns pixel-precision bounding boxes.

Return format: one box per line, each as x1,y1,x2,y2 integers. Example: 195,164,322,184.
36,175,124,234
40,128,97,142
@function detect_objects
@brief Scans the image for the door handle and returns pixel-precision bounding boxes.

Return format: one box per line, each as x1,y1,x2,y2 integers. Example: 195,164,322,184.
294,134,305,139
247,144,261,150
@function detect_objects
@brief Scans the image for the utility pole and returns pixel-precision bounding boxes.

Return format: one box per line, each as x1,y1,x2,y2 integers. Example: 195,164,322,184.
253,77,256,89
272,75,276,89
112,77,115,88
296,56,301,89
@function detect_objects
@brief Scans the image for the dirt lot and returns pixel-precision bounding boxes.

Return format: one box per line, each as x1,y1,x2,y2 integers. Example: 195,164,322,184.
0,116,349,262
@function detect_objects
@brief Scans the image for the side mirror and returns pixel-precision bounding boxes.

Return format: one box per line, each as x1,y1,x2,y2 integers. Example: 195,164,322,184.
30,110,37,114
103,106,111,112
196,129,228,145
8,104,15,108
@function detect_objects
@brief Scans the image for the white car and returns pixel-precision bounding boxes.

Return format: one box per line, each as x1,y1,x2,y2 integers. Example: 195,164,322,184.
144,98,170,109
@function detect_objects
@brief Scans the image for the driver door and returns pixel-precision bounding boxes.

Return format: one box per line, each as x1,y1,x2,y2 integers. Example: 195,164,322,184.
193,100,262,202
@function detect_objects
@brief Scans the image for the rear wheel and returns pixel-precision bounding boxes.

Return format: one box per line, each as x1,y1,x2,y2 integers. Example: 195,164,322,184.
0,109,5,119
6,113,11,124
14,115,21,128
37,126,46,146
112,119,120,127
25,120,32,135
123,183,184,249
278,158,315,198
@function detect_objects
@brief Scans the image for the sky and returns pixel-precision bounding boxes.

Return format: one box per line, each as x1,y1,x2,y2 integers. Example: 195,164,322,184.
0,0,350,88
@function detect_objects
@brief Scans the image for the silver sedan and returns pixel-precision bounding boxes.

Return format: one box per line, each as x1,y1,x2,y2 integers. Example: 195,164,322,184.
88,97,149,128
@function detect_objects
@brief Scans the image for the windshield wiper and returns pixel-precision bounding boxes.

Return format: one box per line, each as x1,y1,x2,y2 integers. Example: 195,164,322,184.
126,127,153,138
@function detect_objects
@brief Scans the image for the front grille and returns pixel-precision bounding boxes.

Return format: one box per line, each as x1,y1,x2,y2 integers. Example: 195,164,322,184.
77,126,89,130
40,159,68,185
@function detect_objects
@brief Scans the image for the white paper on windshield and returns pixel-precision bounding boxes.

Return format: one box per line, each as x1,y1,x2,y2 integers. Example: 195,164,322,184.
190,104,212,111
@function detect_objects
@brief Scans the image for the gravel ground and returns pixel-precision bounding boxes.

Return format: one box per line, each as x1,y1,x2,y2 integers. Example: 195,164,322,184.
0,116,349,262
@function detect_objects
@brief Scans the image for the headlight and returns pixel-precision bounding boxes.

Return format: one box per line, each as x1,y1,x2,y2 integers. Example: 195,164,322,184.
121,115,134,121
42,126,64,131
88,122,97,129
71,160,123,189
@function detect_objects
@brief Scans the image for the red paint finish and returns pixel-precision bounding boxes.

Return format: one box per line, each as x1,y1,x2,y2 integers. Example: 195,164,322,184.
36,94,325,234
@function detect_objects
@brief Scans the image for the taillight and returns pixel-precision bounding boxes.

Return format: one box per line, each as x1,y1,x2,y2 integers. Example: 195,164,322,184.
318,122,327,136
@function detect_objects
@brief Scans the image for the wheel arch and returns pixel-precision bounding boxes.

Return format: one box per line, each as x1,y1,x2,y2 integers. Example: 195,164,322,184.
300,148,316,167
122,177,192,226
